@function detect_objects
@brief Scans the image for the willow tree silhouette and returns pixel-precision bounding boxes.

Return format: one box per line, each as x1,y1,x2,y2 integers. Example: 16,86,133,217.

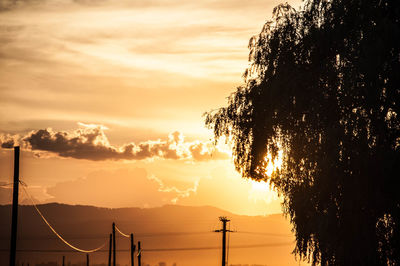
205,0,400,265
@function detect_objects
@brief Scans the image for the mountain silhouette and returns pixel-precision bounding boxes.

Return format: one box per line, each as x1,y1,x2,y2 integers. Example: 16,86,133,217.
0,203,300,265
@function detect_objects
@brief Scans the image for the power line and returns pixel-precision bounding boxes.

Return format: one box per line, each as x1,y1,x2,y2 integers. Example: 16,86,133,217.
115,225,130,238
0,242,294,253
236,231,293,237
0,231,289,241
0,232,215,240
20,184,107,253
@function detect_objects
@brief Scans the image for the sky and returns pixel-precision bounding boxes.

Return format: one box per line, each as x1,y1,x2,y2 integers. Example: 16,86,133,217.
0,0,302,216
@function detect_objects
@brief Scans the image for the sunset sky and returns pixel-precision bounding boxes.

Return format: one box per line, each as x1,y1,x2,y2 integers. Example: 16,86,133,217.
0,0,301,216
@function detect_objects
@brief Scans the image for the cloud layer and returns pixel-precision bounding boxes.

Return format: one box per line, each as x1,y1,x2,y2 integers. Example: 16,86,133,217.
0,0,303,136
0,124,229,161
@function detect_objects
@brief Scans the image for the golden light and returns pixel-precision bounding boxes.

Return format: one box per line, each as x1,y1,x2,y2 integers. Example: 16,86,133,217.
264,149,284,177
251,179,270,191
248,148,284,205
248,179,279,204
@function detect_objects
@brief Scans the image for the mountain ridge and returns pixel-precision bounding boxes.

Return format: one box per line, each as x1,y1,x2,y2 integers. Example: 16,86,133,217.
0,202,299,265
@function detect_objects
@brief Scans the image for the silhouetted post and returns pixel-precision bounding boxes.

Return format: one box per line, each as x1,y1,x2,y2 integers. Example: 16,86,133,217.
86,254,89,266
137,241,141,266
62,256,65,266
223,218,227,266
112,222,116,266
9,146,20,266
214,217,232,266
108,233,112,266
130,233,135,266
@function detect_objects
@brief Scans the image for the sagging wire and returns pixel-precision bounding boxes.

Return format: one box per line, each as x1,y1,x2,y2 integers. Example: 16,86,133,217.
0,182,13,188
20,181,106,253
115,225,130,238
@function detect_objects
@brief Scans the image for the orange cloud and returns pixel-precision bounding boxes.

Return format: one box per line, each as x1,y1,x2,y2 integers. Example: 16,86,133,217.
1,124,229,161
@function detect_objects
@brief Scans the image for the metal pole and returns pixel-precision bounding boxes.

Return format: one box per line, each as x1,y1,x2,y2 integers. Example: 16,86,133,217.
130,233,135,266
108,233,112,266
214,217,231,266
9,146,20,266
222,219,227,266
137,241,141,266
112,223,116,266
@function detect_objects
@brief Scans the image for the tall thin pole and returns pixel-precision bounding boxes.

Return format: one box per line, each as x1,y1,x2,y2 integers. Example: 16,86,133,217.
108,233,112,266
137,241,141,266
9,146,20,266
62,255,65,266
86,253,89,266
214,216,232,266
112,223,116,266
130,233,135,266
222,219,227,266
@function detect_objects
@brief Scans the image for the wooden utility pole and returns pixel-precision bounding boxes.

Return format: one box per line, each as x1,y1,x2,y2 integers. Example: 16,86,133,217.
108,233,112,266
86,253,89,266
130,233,135,266
9,146,20,266
112,223,116,266
137,241,141,266
214,216,232,266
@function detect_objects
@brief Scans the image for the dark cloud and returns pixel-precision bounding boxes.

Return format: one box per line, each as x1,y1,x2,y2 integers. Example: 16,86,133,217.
25,127,122,161
1,139,14,149
3,124,229,161
0,134,16,149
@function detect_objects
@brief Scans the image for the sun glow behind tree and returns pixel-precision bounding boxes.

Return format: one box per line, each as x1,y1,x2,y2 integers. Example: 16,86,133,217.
205,0,400,264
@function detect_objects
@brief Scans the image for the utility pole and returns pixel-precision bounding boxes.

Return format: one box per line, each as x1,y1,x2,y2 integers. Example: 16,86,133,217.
130,233,135,266
137,241,141,266
214,216,233,266
9,146,20,266
108,233,112,266
112,223,116,266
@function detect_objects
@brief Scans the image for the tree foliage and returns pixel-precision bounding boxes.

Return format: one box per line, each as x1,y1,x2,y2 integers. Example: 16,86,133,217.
205,0,400,265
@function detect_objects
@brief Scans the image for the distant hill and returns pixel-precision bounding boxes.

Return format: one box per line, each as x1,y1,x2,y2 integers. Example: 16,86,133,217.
0,203,301,266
